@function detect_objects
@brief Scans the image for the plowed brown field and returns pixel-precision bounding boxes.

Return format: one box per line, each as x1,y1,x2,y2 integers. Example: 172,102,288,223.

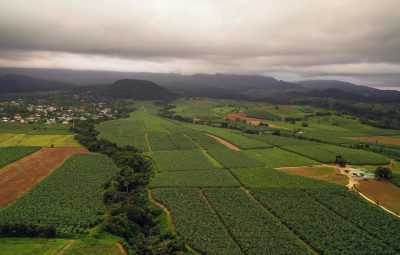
0,147,88,208
344,136,400,147
356,180,400,215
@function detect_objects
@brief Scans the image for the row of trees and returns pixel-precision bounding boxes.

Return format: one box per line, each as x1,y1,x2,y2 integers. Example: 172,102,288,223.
73,120,186,254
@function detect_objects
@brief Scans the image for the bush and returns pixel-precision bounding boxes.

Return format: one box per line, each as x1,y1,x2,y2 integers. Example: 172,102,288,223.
374,167,393,180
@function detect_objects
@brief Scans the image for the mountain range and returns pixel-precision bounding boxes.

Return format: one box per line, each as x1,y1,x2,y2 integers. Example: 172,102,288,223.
0,68,399,103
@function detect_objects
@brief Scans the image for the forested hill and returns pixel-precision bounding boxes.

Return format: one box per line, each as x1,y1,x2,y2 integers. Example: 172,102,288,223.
98,79,176,100
0,74,77,93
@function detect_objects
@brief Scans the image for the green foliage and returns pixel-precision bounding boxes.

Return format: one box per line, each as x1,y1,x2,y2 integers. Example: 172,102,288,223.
243,148,318,167
374,167,393,180
0,154,119,237
0,238,67,255
207,149,265,169
231,167,337,189
0,146,40,168
252,188,396,255
308,189,400,251
185,132,227,150
283,144,390,165
148,132,198,151
204,188,311,255
150,150,221,172
246,134,316,146
152,188,243,255
150,169,240,188
245,109,282,120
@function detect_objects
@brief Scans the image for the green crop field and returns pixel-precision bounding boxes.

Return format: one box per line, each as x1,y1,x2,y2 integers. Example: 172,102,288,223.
308,189,400,251
204,188,312,255
246,134,316,146
185,132,227,150
207,149,265,168
150,169,240,187
231,167,337,189
147,132,198,151
245,109,282,120
0,134,80,147
0,238,68,255
0,154,119,236
0,123,73,135
150,150,222,171
283,144,390,165
0,146,40,168
243,148,318,167
152,188,243,255
252,188,396,254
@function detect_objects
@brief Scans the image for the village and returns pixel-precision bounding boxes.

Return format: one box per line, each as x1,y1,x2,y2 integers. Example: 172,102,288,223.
0,96,116,125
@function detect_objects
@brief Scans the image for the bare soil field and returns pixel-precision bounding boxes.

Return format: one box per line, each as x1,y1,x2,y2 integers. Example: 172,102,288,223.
356,180,400,215
277,165,349,186
344,136,400,147
206,133,241,151
0,147,88,208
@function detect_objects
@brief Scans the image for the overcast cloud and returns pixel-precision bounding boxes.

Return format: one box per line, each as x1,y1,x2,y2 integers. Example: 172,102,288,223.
0,0,399,86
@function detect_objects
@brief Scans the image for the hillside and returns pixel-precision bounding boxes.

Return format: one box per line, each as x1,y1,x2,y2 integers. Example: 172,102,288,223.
0,74,77,94
99,79,176,99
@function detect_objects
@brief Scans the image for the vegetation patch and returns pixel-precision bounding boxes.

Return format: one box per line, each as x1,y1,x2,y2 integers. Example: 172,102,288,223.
252,188,396,255
243,148,318,167
152,188,243,255
0,238,68,255
150,150,222,172
207,149,265,169
231,167,337,189
308,189,400,251
204,188,311,255
0,154,119,236
245,109,282,120
0,134,80,147
150,169,240,188
0,146,40,168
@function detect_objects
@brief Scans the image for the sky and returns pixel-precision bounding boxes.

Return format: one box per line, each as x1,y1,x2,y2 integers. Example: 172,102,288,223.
0,0,399,87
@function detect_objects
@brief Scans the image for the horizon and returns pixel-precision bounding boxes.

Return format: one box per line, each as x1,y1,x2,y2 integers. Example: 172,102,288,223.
0,0,400,88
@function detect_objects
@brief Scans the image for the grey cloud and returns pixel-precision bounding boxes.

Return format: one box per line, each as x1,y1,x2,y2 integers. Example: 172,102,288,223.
0,0,400,86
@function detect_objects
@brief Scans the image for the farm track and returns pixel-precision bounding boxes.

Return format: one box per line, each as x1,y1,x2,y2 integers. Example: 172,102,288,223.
198,188,246,255
206,133,241,151
144,133,152,152
354,183,400,218
147,188,202,255
57,240,74,255
0,147,88,208
117,241,129,255
244,188,319,255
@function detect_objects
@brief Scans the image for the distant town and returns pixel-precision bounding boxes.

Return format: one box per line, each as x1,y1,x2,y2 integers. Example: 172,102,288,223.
0,94,120,125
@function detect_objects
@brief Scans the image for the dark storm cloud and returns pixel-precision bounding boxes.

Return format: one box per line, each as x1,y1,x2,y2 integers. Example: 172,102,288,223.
0,0,399,86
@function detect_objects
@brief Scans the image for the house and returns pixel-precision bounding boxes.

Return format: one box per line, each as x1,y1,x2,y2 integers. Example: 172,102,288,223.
14,114,22,121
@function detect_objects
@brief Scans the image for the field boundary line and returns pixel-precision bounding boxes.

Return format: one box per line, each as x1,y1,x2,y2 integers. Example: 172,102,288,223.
144,133,152,152
0,147,42,171
183,132,204,150
244,188,319,255
57,240,74,255
303,190,398,251
198,188,246,255
352,186,400,218
147,188,202,255
117,241,129,255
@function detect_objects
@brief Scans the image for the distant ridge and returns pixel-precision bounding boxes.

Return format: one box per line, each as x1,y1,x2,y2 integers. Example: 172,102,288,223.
0,74,77,94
